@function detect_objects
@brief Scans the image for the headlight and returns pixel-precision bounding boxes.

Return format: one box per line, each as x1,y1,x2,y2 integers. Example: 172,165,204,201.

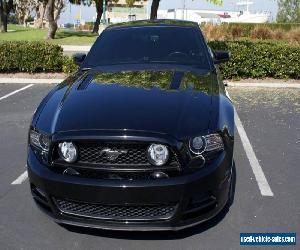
147,144,169,166
29,129,50,151
204,134,224,152
189,136,205,154
190,133,224,155
58,142,78,163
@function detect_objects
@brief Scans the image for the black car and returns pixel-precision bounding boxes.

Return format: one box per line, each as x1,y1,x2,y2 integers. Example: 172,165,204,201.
27,20,235,231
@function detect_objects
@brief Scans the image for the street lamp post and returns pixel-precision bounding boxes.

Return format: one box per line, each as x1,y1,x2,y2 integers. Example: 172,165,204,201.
102,0,106,24
182,0,186,20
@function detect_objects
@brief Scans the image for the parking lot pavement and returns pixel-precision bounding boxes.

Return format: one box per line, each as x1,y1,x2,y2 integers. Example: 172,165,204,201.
0,84,52,198
228,87,300,232
0,83,32,97
0,83,299,250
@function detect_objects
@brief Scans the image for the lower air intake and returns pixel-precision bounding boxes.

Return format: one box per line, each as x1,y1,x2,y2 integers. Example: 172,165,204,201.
55,198,176,221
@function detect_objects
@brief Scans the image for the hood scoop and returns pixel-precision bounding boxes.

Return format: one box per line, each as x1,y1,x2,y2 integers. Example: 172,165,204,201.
77,74,94,90
75,69,212,94
170,71,185,90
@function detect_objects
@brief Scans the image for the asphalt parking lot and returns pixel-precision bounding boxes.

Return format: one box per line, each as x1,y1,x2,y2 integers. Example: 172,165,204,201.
0,83,299,250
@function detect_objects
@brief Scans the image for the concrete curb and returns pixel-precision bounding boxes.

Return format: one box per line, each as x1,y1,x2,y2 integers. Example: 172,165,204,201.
0,78,299,88
62,45,91,52
0,78,63,84
226,82,300,89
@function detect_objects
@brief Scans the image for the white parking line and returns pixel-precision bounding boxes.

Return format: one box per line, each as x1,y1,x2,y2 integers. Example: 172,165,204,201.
226,90,274,197
0,84,33,185
0,79,62,84
234,110,274,197
11,171,28,185
0,84,34,101
2,85,32,185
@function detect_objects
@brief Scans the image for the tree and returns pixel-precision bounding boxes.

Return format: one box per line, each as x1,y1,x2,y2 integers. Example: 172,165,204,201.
69,0,118,33
93,0,120,33
34,0,47,28
0,0,14,32
93,0,103,33
150,0,223,20
15,0,36,26
150,0,159,20
46,0,56,38
277,0,300,23
45,0,65,39
34,0,64,29
54,0,65,21
69,0,101,33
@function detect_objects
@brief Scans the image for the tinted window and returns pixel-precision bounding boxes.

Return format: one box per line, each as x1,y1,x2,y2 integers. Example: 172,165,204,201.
83,26,211,69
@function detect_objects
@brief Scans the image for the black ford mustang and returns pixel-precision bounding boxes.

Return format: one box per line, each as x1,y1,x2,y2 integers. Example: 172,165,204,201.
27,20,235,231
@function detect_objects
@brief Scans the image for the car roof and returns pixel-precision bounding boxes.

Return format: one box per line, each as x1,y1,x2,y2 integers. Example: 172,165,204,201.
106,19,199,30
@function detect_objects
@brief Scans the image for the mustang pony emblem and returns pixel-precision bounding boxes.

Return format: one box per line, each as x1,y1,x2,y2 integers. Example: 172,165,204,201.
99,148,128,161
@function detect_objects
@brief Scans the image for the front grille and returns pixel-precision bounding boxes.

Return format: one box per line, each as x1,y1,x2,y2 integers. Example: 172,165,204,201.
54,142,180,170
52,141,181,180
55,198,176,221
79,143,149,165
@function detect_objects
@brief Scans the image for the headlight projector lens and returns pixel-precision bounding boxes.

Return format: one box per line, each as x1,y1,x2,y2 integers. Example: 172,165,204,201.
147,144,169,166
189,134,224,155
58,142,78,163
189,136,206,154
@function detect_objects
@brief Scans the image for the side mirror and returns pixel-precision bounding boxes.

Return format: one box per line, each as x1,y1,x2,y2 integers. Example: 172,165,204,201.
73,53,86,66
213,50,230,64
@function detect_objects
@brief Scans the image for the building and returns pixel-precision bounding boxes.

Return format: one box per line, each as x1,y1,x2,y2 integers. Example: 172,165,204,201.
158,9,221,24
107,0,148,23
157,1,270,24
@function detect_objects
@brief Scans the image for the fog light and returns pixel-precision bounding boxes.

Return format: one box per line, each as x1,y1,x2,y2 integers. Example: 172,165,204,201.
58,142,78,163
147,144,169,166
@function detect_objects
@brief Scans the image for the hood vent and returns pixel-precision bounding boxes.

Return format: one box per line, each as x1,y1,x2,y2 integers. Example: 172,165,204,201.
77,74,94,90
170,71,184,90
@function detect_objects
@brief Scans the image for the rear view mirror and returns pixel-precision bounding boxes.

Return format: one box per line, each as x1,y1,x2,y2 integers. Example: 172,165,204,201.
73,53,86,66
213,50,230,64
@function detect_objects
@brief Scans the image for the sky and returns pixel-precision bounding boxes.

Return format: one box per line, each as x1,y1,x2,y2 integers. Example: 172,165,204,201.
59,0,278,24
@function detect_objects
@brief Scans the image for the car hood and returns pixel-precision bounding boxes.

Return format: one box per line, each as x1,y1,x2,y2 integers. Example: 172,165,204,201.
35,66,219,139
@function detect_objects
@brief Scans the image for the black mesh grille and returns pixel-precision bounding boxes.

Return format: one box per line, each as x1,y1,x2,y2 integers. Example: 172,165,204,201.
53,142,181,179
55,198,176,221
73,142,180,170
78,143,149,165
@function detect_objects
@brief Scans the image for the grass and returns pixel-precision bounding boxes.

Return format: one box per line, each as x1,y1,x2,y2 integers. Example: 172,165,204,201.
0,24,98,45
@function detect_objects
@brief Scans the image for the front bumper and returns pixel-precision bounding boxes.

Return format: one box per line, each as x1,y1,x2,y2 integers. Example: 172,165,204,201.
27,147,232,231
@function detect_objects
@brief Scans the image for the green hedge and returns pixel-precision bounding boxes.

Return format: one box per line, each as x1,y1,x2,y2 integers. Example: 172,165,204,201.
62,55,78,74
0,41,64,72
201,23,300,35
226,23,300,32
209,40,300,79
0,40,299,79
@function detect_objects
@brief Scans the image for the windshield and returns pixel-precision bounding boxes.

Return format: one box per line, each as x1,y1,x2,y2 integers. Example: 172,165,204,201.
83,26,211,69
